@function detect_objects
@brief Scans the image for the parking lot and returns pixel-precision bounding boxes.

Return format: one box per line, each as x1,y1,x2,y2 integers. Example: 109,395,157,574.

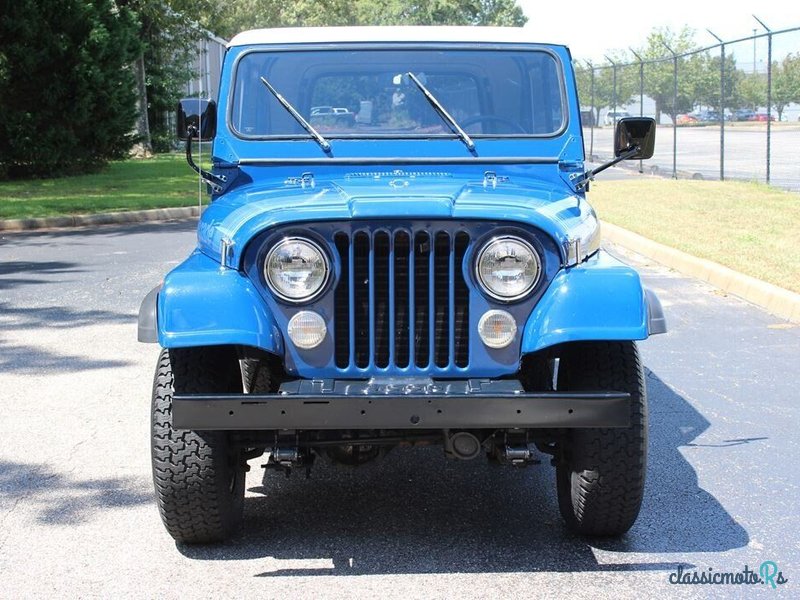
585,124,800,190
1,220,798,598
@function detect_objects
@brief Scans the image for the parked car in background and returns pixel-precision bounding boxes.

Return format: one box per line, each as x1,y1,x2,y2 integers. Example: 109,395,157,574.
676,113,698,125
693,110,721,122
731,108,756,122
603,110,631,125
752,113,776,122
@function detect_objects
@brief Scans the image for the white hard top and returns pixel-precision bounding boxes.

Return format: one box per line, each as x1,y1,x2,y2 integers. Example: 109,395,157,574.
228,26,560,48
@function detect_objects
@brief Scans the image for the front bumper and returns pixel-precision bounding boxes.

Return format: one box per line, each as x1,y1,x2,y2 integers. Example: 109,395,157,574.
172,379,630,431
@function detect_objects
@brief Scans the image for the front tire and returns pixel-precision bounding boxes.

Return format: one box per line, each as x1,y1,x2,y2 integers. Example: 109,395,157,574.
555,341,647,536
151,347,245,544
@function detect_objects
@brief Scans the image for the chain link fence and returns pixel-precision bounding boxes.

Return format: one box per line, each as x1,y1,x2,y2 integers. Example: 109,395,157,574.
575,26,800,190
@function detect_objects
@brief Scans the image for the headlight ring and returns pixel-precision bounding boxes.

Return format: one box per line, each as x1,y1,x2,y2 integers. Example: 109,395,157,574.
264,237,330,303
475,235,541,302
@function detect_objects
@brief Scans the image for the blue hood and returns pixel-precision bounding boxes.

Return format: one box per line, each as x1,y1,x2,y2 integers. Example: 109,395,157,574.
196,166,598,268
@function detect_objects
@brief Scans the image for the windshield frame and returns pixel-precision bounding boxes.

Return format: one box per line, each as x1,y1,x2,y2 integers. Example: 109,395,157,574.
226,43,569,142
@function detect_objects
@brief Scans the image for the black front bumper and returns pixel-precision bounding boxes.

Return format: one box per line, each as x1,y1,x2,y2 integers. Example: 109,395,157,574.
172,379,631,431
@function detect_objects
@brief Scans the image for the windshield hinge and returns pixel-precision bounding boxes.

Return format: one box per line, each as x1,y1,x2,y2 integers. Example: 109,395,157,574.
285,172,316,189
482,171,508,189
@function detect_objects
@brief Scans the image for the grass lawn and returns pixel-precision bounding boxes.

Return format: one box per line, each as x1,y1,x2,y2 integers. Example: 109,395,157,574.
0,153,198,219
588,178,800,293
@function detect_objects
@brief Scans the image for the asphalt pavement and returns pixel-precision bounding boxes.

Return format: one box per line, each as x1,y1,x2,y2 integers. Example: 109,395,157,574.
0,219,798,598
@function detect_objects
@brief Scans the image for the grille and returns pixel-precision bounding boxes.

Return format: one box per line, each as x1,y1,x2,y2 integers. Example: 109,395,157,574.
334,228,470,373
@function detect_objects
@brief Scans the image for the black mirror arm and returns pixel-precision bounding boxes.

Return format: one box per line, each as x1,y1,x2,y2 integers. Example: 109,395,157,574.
185,125,226,193
573,145,640,190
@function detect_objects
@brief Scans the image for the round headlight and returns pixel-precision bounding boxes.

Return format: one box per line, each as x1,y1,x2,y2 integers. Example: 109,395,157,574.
265,237,329,302
476,236,541,301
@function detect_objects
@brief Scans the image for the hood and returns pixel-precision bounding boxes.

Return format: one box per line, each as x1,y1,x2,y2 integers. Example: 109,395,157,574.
197,167,598,268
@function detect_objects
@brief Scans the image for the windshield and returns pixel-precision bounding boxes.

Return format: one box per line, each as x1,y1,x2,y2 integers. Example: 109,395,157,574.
230,48,565,138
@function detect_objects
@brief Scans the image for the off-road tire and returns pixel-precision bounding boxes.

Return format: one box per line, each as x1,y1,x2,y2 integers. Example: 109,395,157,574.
151,347,245,544
555,341,647,536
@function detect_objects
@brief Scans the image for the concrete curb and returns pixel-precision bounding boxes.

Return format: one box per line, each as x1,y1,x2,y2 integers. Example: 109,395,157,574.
603,222,800,324
0,206,201,232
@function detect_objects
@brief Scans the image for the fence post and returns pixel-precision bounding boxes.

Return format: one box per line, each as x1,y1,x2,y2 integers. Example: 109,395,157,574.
707,29,725,181
630,48,645,173
662,42,678,179
754,16,772,184
585,60,595,159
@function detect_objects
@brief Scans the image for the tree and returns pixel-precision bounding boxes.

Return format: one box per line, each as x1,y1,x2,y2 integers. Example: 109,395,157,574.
0,0,141,178
214,0,526,38
737,72,766,111
692,53,741,113
638,26,704,123
120,1,224,153
772,53,800,121
575,53,637,126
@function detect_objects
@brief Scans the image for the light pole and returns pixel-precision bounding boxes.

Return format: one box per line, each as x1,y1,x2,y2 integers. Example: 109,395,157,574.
661,41,678,179
585,60,595,159
630,48,645,173
707,29,725,181
753,15,772,184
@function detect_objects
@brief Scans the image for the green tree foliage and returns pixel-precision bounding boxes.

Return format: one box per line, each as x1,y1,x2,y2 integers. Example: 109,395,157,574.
0,0,141,179
693,53,740,112
575,52,637,125
737,72,766,111
639,27,704,123
120,1,225,153
772,53,800,121
214,0,526,38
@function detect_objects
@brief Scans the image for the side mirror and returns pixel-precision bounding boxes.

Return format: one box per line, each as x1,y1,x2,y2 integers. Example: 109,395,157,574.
177,98,216,141
614,117,656,159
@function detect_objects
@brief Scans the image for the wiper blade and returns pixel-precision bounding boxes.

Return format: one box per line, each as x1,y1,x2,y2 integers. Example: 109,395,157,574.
406,72,475,153
259,76,332,154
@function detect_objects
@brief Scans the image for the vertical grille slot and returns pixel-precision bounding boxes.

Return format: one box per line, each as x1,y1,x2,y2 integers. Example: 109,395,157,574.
334,233,350,368
353,232,370,368
434,232,451,367
374,232,390,368
394,231,410,368
331,224,471,373
454,232,470,368
413,231,431,368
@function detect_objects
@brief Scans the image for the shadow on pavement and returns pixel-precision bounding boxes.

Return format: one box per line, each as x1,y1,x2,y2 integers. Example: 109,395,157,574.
179,370,748,575
0,461,151,525
0,302,132,330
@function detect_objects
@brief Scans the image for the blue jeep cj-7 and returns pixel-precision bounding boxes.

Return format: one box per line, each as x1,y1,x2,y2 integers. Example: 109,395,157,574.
138,26,666,544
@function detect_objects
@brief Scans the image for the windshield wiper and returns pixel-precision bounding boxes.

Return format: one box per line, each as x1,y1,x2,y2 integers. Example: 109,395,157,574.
259,76,332,154
405,72,475,153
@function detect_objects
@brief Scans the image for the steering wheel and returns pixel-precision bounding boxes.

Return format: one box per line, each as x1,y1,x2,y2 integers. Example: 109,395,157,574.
460,115,526,134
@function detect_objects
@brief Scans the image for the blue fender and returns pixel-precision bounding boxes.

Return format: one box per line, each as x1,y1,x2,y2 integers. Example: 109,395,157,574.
522,250,665,353
155,251,283,353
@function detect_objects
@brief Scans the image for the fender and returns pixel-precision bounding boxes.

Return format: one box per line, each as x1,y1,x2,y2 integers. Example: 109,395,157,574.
522,250,666,353
138,251,283,354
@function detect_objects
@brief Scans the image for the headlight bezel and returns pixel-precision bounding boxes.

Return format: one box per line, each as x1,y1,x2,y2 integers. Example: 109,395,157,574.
474,234,542,302
264,236,331,304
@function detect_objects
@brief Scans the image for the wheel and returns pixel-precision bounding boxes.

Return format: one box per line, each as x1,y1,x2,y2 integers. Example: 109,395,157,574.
555,341,647,536
151,347,246,544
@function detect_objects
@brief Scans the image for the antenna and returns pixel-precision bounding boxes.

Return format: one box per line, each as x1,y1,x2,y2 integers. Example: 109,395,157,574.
197,40,202,216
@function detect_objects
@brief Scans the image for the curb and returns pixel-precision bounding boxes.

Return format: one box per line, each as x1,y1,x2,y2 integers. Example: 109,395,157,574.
603,222,800,324
0,206,201,232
